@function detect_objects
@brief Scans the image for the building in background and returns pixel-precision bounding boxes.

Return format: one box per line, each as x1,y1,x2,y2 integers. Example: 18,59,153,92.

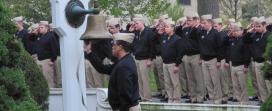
168,0,198,16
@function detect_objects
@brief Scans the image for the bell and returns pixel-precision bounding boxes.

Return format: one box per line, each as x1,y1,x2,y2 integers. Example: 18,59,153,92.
80,15,112,40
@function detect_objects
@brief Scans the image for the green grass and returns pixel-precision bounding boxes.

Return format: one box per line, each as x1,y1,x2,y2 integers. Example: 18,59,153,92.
247,73,254,96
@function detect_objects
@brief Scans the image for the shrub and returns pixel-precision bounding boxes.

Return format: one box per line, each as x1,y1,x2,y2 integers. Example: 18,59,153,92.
0,0,49,110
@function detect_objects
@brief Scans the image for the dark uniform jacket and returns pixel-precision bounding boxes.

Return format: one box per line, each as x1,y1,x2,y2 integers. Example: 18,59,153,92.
244,31,271,63
86,53,139,111
133,27,156,60
91,39,118,62
161,34,186,66
192,28,220,61
183,27,201,55
217,31,230,61
36,31,58,62
26,33,38,55
15,29,29,52
228,36,250,67
151,28,163,56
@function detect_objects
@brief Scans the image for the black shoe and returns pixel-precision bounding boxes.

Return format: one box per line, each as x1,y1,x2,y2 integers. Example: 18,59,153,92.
249,96,259,101
228,97,234,101
221,100,228,104
152,93,162,98
232,98,239,102
205,94,210,100
160,98,168,102
181,95,190,99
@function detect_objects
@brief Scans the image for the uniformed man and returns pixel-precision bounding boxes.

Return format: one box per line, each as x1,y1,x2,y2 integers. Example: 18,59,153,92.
174,17,189,99
150,18,165,98
132,15,156,101
160,19,186,103
12,16,29,52
182,12,205,103
244,17,272,103
266,17,272,32
246,17,260,101
213,18,231,104
85,19,118,88
175,17,187,37
27,23,39,56
108,19,122,34
197,14,222,104
36,21,59,88
85,33,140,111
48,23,62,88
228,22,250,104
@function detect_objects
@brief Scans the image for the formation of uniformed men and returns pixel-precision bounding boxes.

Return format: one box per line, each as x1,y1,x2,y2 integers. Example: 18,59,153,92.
12,16,61,88
13,11,272,106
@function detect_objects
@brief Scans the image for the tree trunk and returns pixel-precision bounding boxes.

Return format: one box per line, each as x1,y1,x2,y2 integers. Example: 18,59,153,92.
197,0,219,18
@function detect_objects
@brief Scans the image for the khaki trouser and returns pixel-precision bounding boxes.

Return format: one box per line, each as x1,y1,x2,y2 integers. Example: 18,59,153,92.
253,62,272,102
153,56,165,96
102,58,112,87
85,59,104,88
163,63,181,103
231,65,248,104
135,59,152,100
219,59,231,101
183,55,204,102
54,56,62,88
179,62,188,96
249,60,260,98
202,58,222,104
37,59,55,88
113,104,141,111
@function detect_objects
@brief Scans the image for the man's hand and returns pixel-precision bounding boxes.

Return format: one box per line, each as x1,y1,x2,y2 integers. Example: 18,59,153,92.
198,59,202,65
216,62,221,68
146,59,152,67
48,60,54,66
84,40,92,54
224,63,230,69
173,65,179,74
243,67,248,74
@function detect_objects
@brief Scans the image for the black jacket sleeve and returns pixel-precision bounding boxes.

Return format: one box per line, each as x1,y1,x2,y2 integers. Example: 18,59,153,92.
148,31,157,60
175,38,186,66
49,33,58,62
117,67,135,111
243,32,254,44
85,52,114,75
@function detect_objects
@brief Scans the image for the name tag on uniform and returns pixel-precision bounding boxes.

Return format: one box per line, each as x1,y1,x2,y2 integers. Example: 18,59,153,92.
163,40,166,44
256,38,259,42
232,43,234,46
201,35,205,39
185,32,188,35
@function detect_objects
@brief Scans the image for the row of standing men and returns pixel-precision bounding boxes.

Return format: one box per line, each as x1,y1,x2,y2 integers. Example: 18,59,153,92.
13,12,272,105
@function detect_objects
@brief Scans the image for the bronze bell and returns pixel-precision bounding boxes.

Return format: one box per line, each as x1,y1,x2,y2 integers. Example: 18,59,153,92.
80,15,112,40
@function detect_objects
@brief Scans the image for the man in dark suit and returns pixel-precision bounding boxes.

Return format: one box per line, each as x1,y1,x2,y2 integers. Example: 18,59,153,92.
85,33,140,111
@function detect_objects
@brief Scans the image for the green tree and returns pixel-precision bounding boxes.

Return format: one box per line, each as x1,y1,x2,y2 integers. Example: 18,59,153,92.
0,0,49,110
98,0,170,20
164,3,184,22
6,0,51,23
242,0,272,20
